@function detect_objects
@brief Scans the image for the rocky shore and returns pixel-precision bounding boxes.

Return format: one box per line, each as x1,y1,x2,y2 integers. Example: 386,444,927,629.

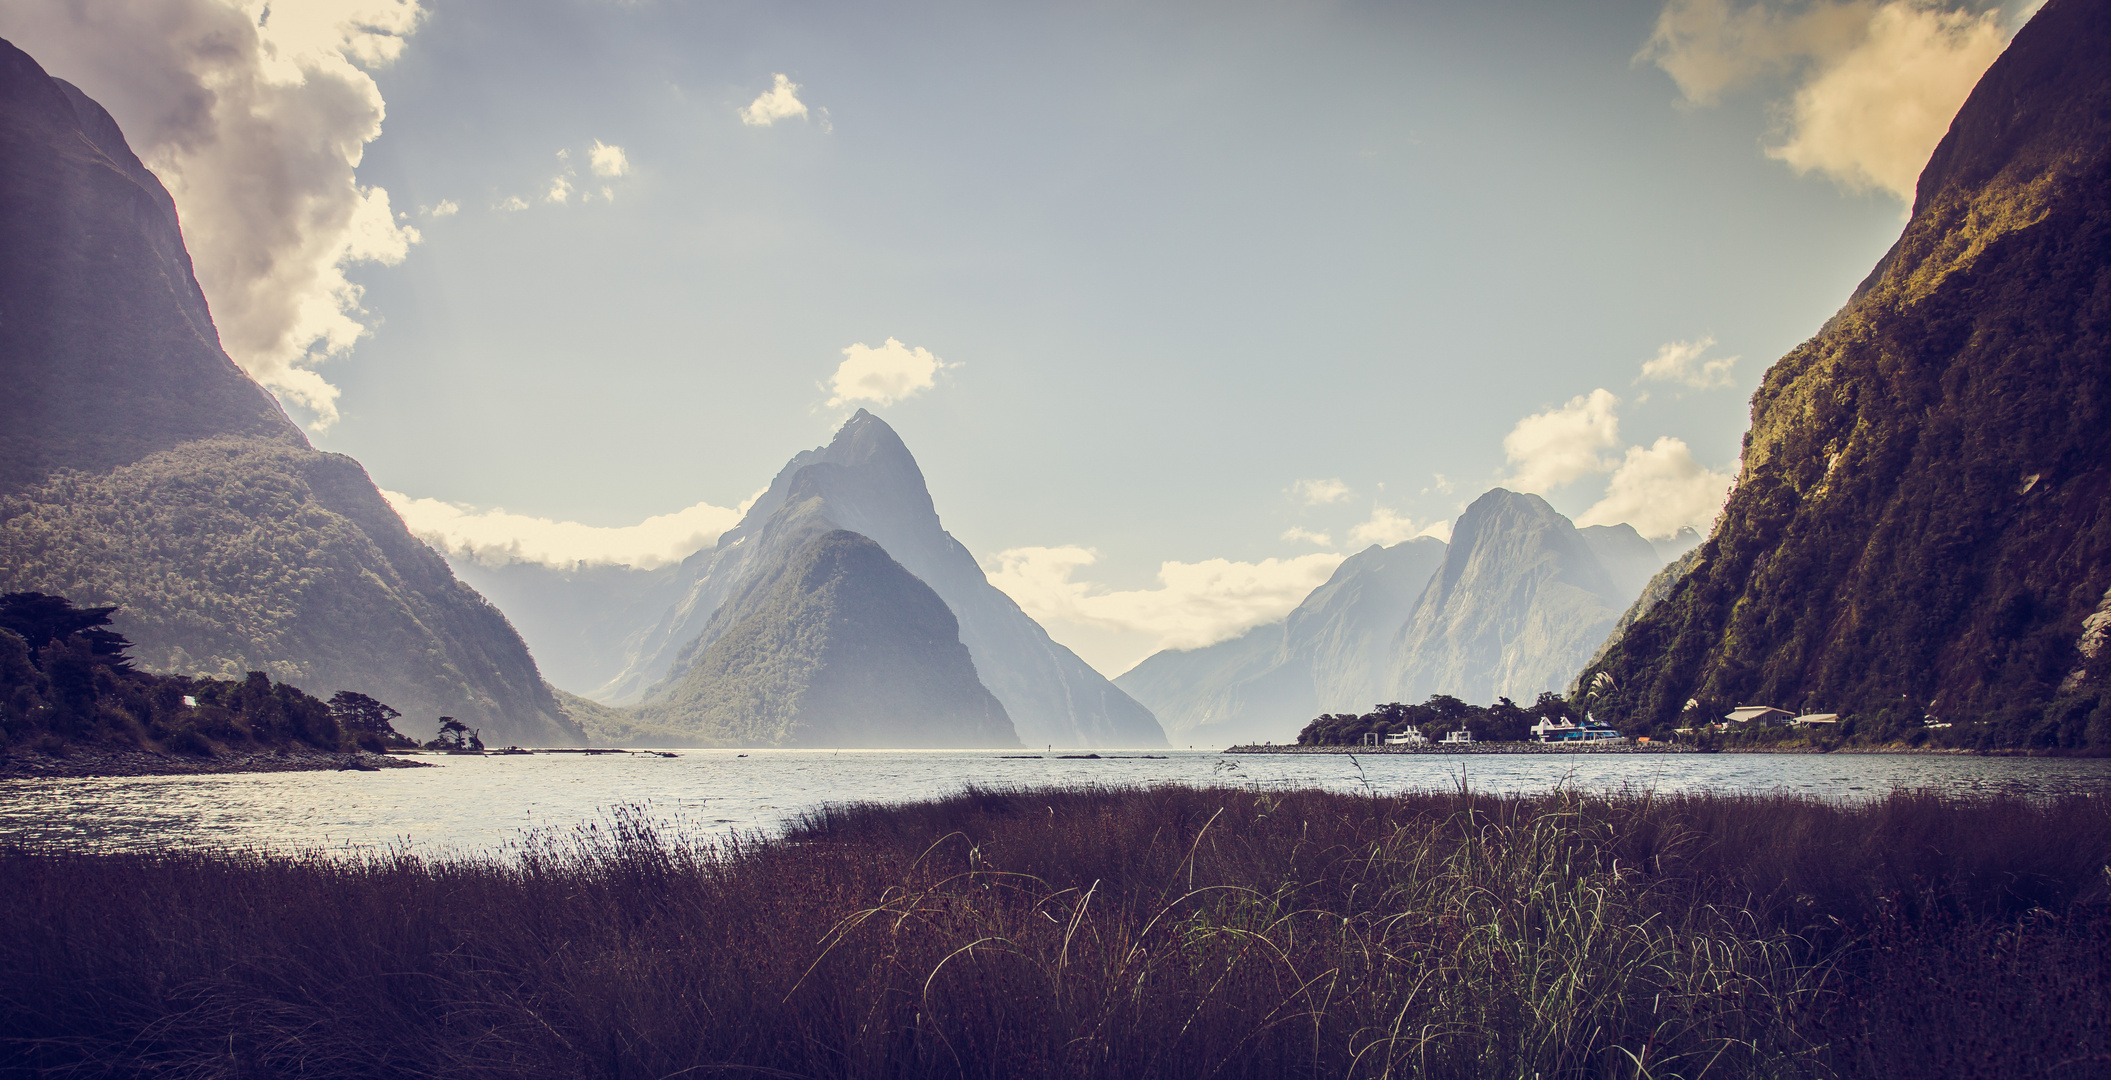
1224,742,1701,755
0,745,434,780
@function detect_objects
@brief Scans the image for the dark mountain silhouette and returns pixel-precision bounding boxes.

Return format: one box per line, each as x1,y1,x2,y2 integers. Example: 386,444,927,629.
1582,0,2111,748
0,39,579,745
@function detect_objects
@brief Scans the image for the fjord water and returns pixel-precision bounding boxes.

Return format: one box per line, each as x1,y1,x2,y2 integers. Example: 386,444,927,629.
5,751,2110,856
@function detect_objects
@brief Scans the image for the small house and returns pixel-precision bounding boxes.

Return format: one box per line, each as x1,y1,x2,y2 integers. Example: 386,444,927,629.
1724,705,1794,726
1442,730,1474,745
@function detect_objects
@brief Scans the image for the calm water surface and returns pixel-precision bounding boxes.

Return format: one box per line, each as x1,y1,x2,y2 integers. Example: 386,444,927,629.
4,749,2109,856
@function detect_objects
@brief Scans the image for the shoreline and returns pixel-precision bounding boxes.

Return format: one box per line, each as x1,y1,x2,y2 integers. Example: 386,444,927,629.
1224,742,1701,755
0,745,435,780
1224,743,2080,757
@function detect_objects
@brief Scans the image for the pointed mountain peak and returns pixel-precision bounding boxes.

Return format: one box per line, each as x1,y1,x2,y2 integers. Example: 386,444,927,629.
821,408,915,470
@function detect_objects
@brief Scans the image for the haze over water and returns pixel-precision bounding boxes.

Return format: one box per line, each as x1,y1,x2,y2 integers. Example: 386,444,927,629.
7,751,2110,857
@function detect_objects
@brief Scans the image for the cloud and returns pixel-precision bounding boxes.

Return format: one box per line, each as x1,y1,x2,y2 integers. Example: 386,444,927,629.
1501,388,1622,493
524,140,631,208
1575,437,1736,539
589,140,630,177
383,490,758,570
826,337,950,408
497,195,530,212
1280,526,1334,547
1639,0,2010,203
1347,506,1448,547
1289,478,1353,505
740,73,810,127
424,199,459,218
985,547,1347,654
0,0,429,429
1639,336,1740,388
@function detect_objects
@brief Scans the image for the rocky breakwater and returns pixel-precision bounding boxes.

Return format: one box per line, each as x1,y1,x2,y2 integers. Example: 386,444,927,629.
1224,742,1701,755
0,745,434,779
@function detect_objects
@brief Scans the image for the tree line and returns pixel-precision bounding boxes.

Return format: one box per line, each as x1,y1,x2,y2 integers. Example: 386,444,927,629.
1,592,427,757
1296,693,1580,746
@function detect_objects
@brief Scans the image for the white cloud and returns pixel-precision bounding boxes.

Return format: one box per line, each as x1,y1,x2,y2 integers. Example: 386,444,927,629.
1576,437,1736,539
826,337,949,408
740,73,810,127
1501,388,1622,494
424,199,458,218
497,195,530,212
985,547,1346,654
1766,3,2006,201
1346,506,1449,547
589,140,630,177
1640,336,1740,388
383,490,759,570
1290,478,1353,505
546,173,573,204
0,0,429,429
1639,0,2010,203
1280,526,1334,547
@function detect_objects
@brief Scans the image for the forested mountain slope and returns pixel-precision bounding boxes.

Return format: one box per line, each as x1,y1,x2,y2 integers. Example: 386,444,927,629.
0,39,578,745
1581,0,2111,748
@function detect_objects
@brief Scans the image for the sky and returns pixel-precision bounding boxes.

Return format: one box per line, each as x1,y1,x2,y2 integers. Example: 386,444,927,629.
0,0,2037,676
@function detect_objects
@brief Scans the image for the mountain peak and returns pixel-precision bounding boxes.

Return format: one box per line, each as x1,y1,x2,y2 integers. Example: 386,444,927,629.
821,409,916,471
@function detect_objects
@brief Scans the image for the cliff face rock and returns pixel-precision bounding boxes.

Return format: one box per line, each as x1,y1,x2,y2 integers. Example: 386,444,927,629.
1386,490,1645,706
1116,538,1448,746
1584,0,2111,742
634,530,1018,748
602,412,1166,748
0,39,579,745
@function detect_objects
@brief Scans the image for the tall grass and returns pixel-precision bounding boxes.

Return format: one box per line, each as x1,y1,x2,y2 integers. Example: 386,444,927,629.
1,785,2107,1078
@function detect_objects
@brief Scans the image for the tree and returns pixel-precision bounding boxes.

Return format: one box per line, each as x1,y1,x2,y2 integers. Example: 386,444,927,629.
0,592,134,670
431,716,470,750
329,691,412,751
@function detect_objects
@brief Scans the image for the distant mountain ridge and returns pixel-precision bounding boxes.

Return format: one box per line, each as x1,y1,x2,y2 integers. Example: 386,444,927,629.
1119,490,1663,745
528,412,1165,748
1116,538,1447,746
1387,490,1649,706
1583,0,2111,746
0,39,580,746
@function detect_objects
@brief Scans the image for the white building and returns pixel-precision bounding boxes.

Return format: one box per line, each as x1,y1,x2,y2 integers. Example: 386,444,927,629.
1724,705,1794,726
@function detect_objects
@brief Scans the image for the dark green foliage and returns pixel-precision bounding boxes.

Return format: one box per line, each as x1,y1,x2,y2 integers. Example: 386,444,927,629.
327,691,414,752
0,437,583,746
1,786,2105,1078
0,595,360,755
1583,0,2111,750
1296,691,1573,744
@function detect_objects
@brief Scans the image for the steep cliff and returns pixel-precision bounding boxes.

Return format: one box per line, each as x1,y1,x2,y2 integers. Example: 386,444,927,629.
0,39,579,745
1583,0,2111,747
